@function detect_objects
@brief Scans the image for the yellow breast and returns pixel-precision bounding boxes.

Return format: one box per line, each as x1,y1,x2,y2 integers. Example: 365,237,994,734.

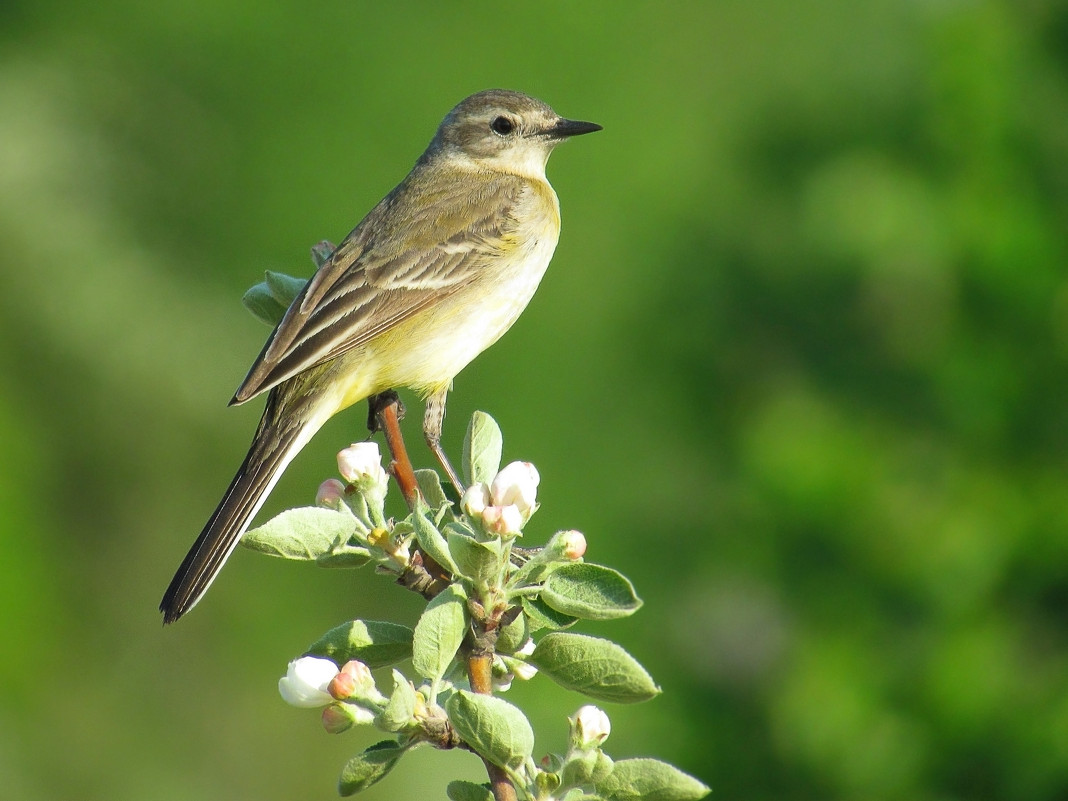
329,179,561,411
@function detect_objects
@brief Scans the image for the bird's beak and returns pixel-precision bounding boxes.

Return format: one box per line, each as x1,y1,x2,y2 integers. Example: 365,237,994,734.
546,117,603,139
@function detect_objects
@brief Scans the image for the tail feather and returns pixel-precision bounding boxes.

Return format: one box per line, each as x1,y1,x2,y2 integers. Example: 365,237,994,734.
160,390,325,623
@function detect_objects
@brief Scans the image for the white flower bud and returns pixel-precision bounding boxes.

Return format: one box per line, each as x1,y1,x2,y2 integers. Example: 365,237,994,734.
511,639,538,681
337,442,389,488
278,656,339,707
512,660,539,681
490,461,539,516
570,705,611,749
461,483,491,518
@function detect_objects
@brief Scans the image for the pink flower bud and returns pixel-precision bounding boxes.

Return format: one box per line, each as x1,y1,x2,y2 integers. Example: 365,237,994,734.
560,530,587,560
316,478,347,508
328,671,358,700
481,504,525,536
330,660,387,707
330,660,377,699
340,660,375,688
321,702,357,734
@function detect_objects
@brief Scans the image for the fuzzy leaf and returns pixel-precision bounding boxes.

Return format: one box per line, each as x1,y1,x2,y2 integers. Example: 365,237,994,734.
495,608,530,655
315,546,372,568
447,780,494,801
310,240,335,268
338,740,405,796
240,507,356,560
446,690,534,769
447,527,504,585
522,596,578,631
563,750,615,788
596,758,710,801
410,507,459,576
306,620,413,668
412,583,468,682
376,670,416,732
415,468,453,522
529,633,661,703
462,411,503,487
241,281,288,326
542,563,643,620
264,270,307,306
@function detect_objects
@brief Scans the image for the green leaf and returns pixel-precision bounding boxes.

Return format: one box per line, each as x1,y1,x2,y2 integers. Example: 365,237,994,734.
596,758,710,801
529,633,661,703
446,690,534,770
306,620,414,668
264,270,307,306
495,608,530,655
310,239,335,269
338,740,406,796
542,563,643,620
410,507,459,576
522,596,578,631
376,669,416,732
562,750,614,788
415,468,452,523
240,507,356,560
446,780,494,801
447,526,504,585
462,411,503,487
412,583,468,683
241,280,288,326
315,545,372,568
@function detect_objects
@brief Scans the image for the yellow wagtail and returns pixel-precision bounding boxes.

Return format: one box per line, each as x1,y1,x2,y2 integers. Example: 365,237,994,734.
160,89,601,622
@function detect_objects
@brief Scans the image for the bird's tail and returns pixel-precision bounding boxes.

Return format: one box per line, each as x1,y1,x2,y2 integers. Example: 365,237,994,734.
160,388,328,623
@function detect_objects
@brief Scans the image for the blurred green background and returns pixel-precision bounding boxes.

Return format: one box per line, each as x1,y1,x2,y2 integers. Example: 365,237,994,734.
3,1,1068,798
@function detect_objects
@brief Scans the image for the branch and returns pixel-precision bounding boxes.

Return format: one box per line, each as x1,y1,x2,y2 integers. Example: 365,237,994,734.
467,607,516,801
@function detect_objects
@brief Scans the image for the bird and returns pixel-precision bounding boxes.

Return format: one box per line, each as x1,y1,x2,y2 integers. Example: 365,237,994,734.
160,89,601,622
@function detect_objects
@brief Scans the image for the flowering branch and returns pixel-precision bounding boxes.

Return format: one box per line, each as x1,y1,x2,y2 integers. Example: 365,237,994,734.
236,261,709,801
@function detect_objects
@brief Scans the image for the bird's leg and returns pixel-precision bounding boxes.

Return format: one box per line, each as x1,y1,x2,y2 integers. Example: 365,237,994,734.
367,390,405,434
367,391,420,510
424,390,466,495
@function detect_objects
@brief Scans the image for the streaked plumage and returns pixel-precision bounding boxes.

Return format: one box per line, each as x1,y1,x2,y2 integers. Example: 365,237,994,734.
160,90,600,623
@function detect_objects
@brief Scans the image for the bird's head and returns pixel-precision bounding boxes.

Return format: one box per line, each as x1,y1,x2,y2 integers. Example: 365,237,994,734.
425,89,601,179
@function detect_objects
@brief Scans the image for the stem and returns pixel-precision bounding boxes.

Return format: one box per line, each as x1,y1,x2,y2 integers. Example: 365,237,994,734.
468,622,516,801
468,652,494,695
484,761,519,801
371,393,516,800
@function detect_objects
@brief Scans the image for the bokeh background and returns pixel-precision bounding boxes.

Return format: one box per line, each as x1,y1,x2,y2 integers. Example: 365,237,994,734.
3,1,1068,799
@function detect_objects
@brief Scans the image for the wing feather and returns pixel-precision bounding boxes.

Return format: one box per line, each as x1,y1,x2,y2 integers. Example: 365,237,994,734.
232,168,526,404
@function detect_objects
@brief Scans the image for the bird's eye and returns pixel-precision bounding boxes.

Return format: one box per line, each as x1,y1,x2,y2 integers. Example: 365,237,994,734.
490,116,516,135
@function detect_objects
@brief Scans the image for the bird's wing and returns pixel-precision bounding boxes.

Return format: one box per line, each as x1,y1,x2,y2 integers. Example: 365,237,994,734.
232,171,527,403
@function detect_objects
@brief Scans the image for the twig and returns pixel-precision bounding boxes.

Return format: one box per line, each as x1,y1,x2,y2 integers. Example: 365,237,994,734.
468,610,516,801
